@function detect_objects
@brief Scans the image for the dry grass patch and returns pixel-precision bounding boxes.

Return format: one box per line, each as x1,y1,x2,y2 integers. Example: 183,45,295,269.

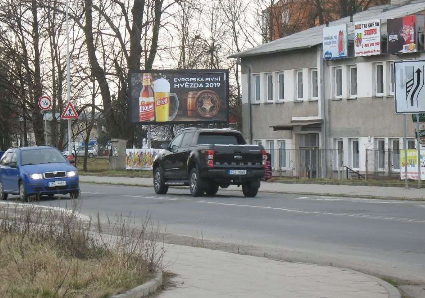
0,204,164,298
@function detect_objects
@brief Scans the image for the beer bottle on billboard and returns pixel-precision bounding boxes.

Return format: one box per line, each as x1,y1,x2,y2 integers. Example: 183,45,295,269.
154,78,170,122
139,73,155,122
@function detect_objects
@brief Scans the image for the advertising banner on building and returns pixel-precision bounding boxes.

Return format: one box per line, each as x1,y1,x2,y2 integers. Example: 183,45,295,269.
400,149,425,180
323,24,348,60
126,149,163,170
129,70,229,124
354,19,381,57
388,15,417,54
394,61,425,114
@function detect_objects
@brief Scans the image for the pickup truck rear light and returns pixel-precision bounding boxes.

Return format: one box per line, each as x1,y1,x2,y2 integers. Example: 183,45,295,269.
206,149,214,167
261,150,267,168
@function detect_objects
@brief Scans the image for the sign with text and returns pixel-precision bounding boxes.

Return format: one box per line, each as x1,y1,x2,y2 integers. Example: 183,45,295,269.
129,70,229,124
400,149,425,180
394,61,425,114
388,15,417,55
354,19,381,57
323,24,348,60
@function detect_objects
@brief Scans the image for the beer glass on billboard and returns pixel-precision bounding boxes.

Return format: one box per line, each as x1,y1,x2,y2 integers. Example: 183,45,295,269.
139,73,155,121
154,78,179,122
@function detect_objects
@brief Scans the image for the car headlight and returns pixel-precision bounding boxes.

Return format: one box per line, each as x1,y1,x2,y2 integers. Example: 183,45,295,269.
30,173,43,180
66,171,76,178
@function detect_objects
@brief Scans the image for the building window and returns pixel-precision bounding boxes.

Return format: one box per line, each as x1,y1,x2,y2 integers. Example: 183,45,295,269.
253,140,262,146
311,69,318,99
375,63,384,96
408,139,416,149
277,72,284,101
349,66,357,98
336,139,343,169
376,139,385,170
278,140,286,169
389,62,395,95
391,139,400,170
282,10,290,24
334,67,342,98
352,139,359,169
296,70,303,99
266,140,275,169
253,74,260,103
266,73,273,102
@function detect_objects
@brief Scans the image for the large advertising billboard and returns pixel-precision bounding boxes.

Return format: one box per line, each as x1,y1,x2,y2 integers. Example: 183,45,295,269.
388,15,417,54
400,149,425,180
323,24,348,60
129,70,229,124
354,19,381,57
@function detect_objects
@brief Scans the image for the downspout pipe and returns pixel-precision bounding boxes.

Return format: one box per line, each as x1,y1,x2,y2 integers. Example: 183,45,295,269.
239,59,254,143
320,45,327,178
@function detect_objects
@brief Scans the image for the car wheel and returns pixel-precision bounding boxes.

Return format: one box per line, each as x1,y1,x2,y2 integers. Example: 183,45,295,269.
0,181,8,201
242,183,259,198
205,183,219,196
189,168,204,197
70,190,80,199
19,182,29,202
153,167,168,194
88,153,94,158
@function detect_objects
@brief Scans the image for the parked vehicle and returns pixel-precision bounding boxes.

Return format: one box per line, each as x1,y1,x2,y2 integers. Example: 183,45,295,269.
0,146,80,201
153,128,266,197
63,146,98,158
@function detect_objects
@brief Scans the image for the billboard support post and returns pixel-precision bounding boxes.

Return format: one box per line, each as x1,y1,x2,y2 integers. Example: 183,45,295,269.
417,114,421,188
404,115,408,189
148,125,151,149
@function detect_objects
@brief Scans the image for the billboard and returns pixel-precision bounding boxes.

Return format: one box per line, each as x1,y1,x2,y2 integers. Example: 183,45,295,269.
323,24,348,60
388,15,417,54
354,19,381,57
400,149,425,180
129,70,229,124
394,60,425,114
126,149,162,170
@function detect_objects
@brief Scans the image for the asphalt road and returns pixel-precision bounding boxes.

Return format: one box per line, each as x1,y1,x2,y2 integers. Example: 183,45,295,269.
10,183,425,284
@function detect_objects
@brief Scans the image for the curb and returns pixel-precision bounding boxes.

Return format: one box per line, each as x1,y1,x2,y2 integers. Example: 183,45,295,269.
79,178,425,201
365,275,401,298
111,270,163,298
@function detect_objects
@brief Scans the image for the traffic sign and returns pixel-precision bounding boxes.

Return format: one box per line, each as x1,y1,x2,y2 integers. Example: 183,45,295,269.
395,60,425,114
61,102,78,119
38,96,52,110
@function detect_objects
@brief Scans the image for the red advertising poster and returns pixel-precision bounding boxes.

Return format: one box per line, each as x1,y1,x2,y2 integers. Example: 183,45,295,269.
388,15,417,54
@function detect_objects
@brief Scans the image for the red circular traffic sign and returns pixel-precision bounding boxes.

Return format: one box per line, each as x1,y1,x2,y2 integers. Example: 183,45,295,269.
38,96,52,110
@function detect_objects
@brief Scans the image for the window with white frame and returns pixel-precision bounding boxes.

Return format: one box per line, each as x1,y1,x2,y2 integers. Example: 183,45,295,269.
253,139,262,146
277,72,284,101
334,67,343,98
278,140,286,169
296,70,303,100
390,139,400,170
266,73,273,102
266,140,275,169
408,139,416,149
311,69,318,99
389,62,395,95
376,139,385,170
349,66,357,98
282,10,290,24
375,63,384,96
253,74,260,103
352,139,359,169
336,139,343,169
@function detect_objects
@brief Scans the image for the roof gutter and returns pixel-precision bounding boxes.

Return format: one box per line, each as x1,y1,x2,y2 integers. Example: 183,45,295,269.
229,45,314,59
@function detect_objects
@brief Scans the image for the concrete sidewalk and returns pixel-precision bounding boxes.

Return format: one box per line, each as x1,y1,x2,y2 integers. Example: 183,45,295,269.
80,175,425,200
161,244,398,298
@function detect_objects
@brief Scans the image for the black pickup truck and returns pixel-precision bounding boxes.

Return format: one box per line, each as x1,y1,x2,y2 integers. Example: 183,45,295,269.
152,128,266,197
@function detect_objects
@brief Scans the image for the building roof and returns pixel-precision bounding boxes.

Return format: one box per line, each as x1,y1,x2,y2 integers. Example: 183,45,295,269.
230,0,425,58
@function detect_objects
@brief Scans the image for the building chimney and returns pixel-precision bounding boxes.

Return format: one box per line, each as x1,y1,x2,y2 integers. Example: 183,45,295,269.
391,0,410,5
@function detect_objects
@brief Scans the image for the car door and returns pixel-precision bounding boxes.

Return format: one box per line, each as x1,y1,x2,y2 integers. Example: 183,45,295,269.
0,151,13,191
163,133,183,179
8,151,20,193
174,132,195,178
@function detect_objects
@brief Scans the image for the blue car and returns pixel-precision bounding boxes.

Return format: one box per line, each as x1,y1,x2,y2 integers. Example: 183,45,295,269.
0,146,80,201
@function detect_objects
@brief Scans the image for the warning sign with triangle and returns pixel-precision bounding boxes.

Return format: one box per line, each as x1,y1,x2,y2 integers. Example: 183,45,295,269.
61,102,79,119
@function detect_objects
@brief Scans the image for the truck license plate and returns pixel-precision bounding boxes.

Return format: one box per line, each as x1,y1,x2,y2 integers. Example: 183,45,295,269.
48,181,66,187
228,170,246,175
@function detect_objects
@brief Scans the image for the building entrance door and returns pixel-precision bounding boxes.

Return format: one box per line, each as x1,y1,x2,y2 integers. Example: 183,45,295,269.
298,133,319,178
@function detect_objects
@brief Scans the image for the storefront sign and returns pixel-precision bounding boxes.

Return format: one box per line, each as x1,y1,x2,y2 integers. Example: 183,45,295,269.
400,149,425,180
354,20,381,57
388,15,417,54
323,25,348,60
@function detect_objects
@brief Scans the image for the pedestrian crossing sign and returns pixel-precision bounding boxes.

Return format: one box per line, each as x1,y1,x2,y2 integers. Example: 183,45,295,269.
61,102,79,119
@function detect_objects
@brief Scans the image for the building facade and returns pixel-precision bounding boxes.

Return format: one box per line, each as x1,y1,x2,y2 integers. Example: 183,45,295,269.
233,0,425,178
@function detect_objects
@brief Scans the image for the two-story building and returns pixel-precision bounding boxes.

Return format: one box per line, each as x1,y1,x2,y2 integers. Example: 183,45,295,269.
231,0,425,179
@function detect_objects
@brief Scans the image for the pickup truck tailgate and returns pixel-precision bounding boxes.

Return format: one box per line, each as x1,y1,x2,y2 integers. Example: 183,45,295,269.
213,145,263,167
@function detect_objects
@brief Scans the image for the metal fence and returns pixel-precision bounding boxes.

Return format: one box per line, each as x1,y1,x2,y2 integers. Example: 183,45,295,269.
365,149,400,179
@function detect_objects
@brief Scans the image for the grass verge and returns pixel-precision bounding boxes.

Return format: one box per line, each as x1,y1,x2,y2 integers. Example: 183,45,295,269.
0,203,164,298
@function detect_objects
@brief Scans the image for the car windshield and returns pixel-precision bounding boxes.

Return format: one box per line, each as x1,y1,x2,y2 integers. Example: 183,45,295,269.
21,148,67,166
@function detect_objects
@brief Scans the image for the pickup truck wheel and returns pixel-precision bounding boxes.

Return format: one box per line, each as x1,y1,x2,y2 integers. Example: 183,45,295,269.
154,167,168,194
0,181,8,200
189,168,204,197
242,183,259,198
205,184,219,196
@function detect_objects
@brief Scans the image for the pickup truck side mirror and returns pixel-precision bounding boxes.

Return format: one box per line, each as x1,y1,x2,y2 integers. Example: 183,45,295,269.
160,143,169,150
9,162,17,168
